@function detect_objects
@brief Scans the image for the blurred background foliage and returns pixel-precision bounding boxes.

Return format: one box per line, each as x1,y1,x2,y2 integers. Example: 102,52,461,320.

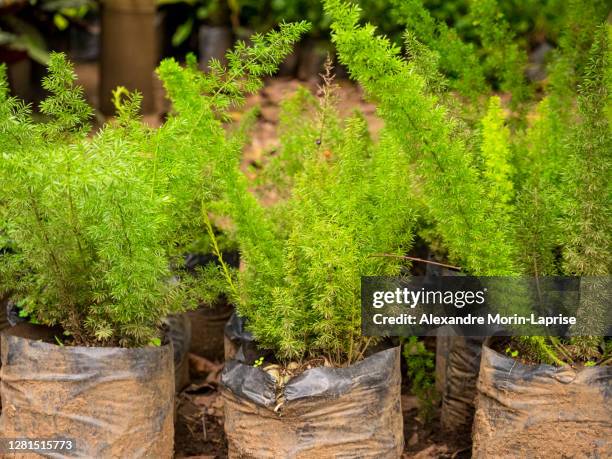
158,0,574,47
0,0,584,61
0,0,609,108
0,0,97,64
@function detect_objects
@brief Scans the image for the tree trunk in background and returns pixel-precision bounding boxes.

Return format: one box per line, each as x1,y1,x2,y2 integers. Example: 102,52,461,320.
100,0,157,115
0,48,32,102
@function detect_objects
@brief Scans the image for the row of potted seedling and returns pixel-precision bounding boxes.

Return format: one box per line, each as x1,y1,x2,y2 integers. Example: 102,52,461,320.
0,0,610,457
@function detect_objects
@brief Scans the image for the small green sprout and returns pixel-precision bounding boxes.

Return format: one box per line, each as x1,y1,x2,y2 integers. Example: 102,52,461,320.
505,347,519,358
253,356,264,368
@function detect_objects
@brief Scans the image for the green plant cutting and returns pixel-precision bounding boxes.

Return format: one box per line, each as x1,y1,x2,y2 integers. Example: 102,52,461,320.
403,336,439,423
0,54,195,346
161,40,416,364
325,0,610,366
0,21,307,347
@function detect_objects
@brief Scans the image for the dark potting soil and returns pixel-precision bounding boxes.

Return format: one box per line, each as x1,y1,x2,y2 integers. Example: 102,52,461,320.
174,355,227,458
400,384,472,459
174,389,228,458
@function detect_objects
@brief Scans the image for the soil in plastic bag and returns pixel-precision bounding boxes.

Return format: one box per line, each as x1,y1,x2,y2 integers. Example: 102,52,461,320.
473,345,611,458
439,334,485,434
222,347,404,458
0,325,175,458
164,313,192,392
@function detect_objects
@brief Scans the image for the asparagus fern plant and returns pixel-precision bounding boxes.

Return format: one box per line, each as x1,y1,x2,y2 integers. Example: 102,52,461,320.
163,47,416,363
0,21,307,347
326,0,610,365
0,56,179,346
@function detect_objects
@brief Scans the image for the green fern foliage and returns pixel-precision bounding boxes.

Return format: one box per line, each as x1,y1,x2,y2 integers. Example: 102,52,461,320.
325,0,518,276
0,22,309,347
514,98,562,277
0,55,179,346
390,0,487,99
480,96,514,209
327,0,610,365
547,0,610,106
468,0,532,104
561,25,611,276
165,65,417,362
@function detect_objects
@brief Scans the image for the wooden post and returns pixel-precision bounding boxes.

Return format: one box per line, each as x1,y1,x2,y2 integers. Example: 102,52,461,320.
99,0,157,115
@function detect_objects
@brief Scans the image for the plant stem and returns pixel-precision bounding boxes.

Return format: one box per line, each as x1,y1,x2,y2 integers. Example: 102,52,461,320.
201,202,239,302
371,253,461,271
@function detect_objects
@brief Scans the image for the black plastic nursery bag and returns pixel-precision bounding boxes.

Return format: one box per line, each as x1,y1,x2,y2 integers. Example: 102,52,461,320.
221,346,404,458
472,345,611,458
439,334,485,433
0,327,175,458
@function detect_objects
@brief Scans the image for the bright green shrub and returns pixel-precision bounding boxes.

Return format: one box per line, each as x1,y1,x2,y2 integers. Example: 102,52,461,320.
327,0,610,364
514,98,562,277
158,22,312,306
258,79,342,199
326,0,518,276
410,0,568,45
468,0,532,104
390,0,487,99
509,23,610,365
0,22,307,347
547,0,610,105
389,0,537,106
480,96,514,211
164,53,416,362
262,120,415,362
0,55,184,346
561,25,611,277
153,21,310,306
